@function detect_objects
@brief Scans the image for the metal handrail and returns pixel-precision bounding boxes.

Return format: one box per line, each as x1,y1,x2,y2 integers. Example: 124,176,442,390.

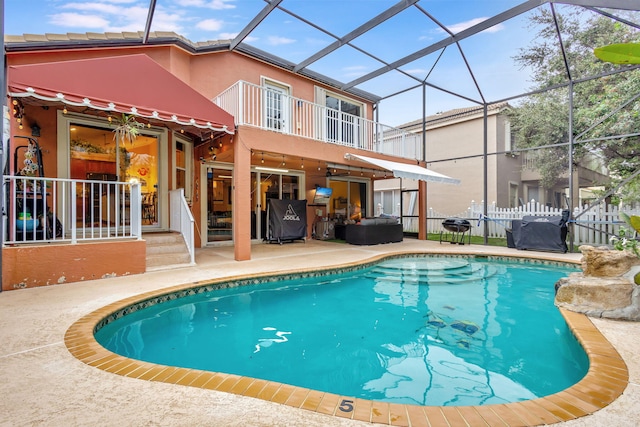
169,188,195,265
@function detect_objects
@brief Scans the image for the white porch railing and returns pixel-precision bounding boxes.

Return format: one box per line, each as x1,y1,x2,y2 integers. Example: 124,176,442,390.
3,175,142,245
169,188,195,265
214,81,423,160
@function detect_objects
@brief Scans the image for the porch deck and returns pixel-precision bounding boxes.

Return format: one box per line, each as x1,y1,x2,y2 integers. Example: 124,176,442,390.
1,239,638,426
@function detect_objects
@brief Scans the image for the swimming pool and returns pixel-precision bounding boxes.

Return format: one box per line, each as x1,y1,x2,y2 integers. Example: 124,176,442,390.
95,255,588,407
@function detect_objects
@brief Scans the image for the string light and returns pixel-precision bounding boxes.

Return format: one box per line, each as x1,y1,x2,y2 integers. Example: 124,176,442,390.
300,158,304,169
261,152,265,164
12,99,25,125
63,107,67,114
282,155,286,166
318,161,321,171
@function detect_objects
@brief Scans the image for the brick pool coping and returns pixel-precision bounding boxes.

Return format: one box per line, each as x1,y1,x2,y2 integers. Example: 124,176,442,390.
64,253,628,427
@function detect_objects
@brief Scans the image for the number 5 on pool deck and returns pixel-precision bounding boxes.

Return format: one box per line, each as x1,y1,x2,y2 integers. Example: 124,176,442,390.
339,399,354,412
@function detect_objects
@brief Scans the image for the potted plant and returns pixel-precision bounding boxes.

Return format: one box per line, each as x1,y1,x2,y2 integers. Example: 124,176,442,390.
112,113,144,145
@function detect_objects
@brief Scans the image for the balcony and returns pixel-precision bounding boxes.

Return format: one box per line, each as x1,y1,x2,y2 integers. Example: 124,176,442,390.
3,175,142,245
214,81,423,160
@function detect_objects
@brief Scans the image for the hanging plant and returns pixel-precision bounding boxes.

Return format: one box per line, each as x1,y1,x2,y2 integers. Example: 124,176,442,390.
112,114,144,144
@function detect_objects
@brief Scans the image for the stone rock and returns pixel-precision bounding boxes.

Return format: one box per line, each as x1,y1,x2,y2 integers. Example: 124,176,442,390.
554,245,640,321
555,275,640,320
580,245,640,277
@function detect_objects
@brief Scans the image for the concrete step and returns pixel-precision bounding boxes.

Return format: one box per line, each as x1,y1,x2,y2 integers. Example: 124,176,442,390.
144,232,192,271
144,232,185,245
146,242,188,255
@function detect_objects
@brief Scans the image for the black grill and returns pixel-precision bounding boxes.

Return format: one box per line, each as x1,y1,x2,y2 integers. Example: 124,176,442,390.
441,218,471,233
440,218,472,245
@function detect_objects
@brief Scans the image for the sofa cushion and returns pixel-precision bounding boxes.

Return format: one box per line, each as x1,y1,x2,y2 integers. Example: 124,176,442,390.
359,217,398,226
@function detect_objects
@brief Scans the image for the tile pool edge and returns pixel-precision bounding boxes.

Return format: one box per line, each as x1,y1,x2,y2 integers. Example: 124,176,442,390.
64,253,629,427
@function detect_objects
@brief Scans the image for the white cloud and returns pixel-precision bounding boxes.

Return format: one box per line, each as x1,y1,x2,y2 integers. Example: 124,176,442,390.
176,0,236,10
44,0,242,41
144,11,184,33
444,17,505,34
215,33,258,43
49,13,110,28
343,65,368,78
267,36,295,45
50,2,189,34
61,2,122,14
196,19,224,31
219,32,239,39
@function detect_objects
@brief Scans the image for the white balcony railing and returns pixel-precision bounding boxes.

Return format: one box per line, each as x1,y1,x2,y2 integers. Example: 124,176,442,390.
214,81,423,160
3,175,142,245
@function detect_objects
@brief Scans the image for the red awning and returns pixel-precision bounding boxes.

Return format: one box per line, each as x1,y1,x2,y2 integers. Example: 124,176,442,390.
7,54,235,134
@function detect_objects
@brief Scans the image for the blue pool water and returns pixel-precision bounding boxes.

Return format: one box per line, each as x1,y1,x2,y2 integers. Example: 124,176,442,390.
95,256,588,406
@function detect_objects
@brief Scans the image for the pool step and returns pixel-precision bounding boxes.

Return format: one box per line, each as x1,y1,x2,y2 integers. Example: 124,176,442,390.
367,264,498,285
144,232,192,271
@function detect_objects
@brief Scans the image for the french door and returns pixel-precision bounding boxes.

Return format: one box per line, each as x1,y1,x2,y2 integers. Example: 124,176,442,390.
325,95,361,146
264,83,290,132
206,166,233,242
68,122,160,227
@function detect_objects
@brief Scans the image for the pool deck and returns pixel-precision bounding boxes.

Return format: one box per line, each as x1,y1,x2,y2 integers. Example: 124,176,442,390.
1,239,639,426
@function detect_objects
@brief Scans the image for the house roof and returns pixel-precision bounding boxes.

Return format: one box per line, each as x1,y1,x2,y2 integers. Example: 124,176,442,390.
397,102,511,131
3,31,383,104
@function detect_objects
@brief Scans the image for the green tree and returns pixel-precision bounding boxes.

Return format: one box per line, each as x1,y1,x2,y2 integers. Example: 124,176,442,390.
508,7,640,202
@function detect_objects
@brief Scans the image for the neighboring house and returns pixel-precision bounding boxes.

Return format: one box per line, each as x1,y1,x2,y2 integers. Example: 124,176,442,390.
2,32,431,290
375,103,609,221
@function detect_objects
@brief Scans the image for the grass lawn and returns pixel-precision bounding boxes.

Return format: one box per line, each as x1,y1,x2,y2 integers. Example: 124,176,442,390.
425,233,508,247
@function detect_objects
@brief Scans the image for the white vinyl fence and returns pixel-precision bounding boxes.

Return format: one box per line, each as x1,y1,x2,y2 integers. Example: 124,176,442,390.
423,200,640,246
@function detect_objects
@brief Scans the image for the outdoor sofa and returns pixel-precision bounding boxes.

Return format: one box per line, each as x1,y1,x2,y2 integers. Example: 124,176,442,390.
344,217,403,245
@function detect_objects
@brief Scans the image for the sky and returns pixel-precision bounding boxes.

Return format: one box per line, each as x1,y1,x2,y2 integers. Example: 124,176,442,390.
3,0,635,126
